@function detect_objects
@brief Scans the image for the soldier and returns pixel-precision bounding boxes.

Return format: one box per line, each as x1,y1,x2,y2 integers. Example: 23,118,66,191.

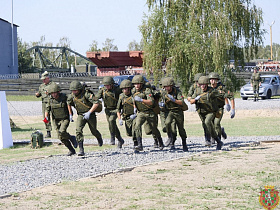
209,72,235,142
131,75,164,151
35,71,54,138
190,76,223,150
160,77,188,151
96,76,124,148
250,68,261,102
117,80,137,147
45,83,77,156
187,73,203,102
67,81,103,156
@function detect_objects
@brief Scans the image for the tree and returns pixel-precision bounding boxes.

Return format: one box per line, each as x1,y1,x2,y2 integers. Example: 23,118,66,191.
88,40,100,52
140,0,265,91
102,38,118,51
18,38,33,73
127,40,143,51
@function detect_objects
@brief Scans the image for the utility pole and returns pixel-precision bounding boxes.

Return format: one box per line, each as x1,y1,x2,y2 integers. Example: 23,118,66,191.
267,21,275,60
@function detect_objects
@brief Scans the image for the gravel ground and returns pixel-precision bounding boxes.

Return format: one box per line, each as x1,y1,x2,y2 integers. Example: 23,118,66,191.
1,98,279,196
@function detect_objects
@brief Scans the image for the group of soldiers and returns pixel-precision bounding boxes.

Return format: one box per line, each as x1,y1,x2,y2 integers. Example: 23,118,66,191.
35,71,235,156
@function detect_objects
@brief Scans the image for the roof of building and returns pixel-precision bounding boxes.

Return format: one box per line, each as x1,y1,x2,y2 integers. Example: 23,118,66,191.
0,18,19,27
86,51,143,68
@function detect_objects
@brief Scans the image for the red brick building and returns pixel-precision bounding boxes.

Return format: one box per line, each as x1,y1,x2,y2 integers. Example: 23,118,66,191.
86,51,144,76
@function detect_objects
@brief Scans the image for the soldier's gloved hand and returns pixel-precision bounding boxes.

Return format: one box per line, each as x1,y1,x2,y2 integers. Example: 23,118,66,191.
83,111,91,120
130,114,137,120
230,109,235,119
225,104,231,112
134,107,137,114
158,102,165,107
195,95,201,101
119,119,123,126
134,96,143,102
167,94,176,102
69,114,74,122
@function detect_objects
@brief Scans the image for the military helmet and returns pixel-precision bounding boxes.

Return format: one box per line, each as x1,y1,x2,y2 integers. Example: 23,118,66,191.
69,81,83,91
132,75,145,84
40,71,49,80
208,72,220,80
194,73,203,82
102,76,114,85
120,79,132,89
198,76,209,85
161,77,175,87
48,83,61,93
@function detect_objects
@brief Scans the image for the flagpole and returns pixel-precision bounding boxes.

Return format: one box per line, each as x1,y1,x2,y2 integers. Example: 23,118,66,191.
11,0,14,67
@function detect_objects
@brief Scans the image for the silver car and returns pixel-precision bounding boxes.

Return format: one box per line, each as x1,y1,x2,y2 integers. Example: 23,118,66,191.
240,75,280,100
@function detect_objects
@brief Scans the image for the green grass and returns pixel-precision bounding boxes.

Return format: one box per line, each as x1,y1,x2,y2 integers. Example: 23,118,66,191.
6,95,41,101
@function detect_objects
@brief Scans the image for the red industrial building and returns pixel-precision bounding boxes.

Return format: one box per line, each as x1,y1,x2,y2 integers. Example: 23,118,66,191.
86,51,144,76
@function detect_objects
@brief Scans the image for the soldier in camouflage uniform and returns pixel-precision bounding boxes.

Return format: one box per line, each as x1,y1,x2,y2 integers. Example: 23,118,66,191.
250,68,261,101
187,73,203,102
96,76,124,148
67,81,103,156
209,72,235,143
45,83,78,156
160,77,188,152
117,80,137,147
190,76,223,150
35,71,53,138
131,75,164,151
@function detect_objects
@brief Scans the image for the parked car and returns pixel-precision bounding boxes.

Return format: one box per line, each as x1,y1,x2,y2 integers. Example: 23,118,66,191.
98,75,149,89
240,75,280,100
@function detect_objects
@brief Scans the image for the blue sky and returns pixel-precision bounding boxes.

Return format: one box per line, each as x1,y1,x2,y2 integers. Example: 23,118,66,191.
0,0,279,55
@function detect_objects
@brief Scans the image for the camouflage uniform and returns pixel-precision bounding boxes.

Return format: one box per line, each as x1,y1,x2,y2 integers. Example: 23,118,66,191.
160,77,188,151
131,75,164,151
36,71,53,137
117,80,137,146
251,70,261,101
67,81,103,156
191,76,223,150
187,73,203,99
46,83,77,156
96,76,124,146
209,72,234,140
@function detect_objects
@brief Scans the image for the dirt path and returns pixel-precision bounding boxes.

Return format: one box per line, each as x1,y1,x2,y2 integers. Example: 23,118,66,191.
1,142,279,209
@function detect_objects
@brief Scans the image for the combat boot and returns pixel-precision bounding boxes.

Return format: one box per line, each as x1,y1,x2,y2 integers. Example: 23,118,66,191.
69,135,78,148
45,131,51,138
133,138,138,148
110,133,115,145
117,136,124,149
78,141,85,156
157,137,164,150
63,140,76,156
221,127,227,139
214,137,223,150
135,137,143,151
153,137,159,148
165,133,173,147
97,137,103,147
182,138,188,152
204,134,211,147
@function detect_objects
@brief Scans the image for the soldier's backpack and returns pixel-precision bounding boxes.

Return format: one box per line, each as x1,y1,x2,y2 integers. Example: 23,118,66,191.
31,130,44,149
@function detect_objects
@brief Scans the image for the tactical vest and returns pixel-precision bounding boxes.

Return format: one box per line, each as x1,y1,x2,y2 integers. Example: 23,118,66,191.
102,87,119,109
133,87,153,112
40,81,53,102
213,83,226,108
50,93,69,120
164,88,181,111
73,90,93,114
196,87,218,113
121,94,134,117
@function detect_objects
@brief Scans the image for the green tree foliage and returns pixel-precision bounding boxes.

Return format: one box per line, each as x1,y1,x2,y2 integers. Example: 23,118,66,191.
257,43,280,60
140,0,265,92
102,38,118,51
17,38,33,73
127,40,144,51
88,40,100,52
